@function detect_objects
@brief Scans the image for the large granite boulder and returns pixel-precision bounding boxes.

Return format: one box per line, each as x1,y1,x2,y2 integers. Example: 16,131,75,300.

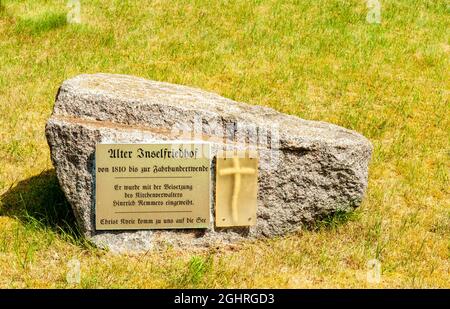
45,73,372,253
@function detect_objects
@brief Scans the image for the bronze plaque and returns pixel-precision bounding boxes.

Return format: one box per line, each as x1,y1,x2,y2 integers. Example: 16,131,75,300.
215,151,258,227
95,143,210,230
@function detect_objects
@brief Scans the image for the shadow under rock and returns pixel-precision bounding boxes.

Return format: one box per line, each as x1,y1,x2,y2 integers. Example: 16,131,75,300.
0,169,83,240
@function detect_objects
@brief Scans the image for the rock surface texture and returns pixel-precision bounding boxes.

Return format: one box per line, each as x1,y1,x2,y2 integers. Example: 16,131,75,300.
46,73,372,253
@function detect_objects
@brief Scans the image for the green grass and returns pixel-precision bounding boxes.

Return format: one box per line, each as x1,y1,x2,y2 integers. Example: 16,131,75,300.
0,0,448,288
14,11,67,35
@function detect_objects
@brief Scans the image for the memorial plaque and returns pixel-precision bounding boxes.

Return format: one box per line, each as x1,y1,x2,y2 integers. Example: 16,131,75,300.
215,151,258,227
95,142,211,230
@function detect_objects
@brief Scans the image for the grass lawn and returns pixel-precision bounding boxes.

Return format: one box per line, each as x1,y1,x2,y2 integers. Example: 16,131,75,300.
0,0,448,288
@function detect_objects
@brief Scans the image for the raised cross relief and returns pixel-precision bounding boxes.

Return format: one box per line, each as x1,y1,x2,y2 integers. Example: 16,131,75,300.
215,151,258,227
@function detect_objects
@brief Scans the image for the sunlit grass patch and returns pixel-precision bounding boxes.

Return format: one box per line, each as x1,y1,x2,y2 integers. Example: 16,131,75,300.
15,11,67,35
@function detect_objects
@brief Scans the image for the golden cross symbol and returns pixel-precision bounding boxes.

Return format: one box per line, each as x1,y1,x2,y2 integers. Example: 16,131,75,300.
219,156,257,223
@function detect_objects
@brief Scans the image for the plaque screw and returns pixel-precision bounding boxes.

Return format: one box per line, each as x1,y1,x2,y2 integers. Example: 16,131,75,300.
222,218,226,221
248,217,252,221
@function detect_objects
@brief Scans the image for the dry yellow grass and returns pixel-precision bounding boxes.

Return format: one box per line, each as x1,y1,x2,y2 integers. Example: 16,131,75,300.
0,0,448,288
